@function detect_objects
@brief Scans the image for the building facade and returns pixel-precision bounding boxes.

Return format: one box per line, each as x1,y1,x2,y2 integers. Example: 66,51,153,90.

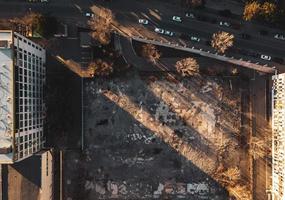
0,30,45,163
272,73,285,200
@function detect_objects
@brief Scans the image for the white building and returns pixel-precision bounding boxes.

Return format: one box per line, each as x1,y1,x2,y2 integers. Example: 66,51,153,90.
0,30,46,163
272,73,285,200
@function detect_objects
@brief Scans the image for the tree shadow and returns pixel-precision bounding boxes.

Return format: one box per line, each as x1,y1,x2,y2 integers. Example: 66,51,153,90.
76,81,229,199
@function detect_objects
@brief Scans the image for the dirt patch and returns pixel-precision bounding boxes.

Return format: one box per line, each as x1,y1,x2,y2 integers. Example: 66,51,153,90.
64,69,250,199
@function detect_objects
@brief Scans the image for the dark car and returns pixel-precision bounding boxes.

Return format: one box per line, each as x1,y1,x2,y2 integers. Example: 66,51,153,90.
259,30,268,35
179,33,189,40
197,15,209,22
272,57,284,64
205,40,211,46
240,33,251,39
218,9,232,17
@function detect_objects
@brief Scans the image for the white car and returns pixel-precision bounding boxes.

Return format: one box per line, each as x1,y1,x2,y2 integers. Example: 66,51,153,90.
190,36,200,42
274,34,285,40
185,12,195,18
172,16,182,22
138,19,149,25
261,54,271,61
219,21,230,27
165,30,174,36
154,28,164,34
85,12,94,17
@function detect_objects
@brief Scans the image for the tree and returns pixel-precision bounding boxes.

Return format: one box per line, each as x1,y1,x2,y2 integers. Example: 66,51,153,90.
228,184,252,200
88,7,114,45
249,136,267,160
219,167,241,187
243,1,261,21
8,12,57,37
211,31,234,53
141,44,161,63
214,167,251,200
88,59,114,76
261,2,277,22
181,0,204,8
175,57,199,77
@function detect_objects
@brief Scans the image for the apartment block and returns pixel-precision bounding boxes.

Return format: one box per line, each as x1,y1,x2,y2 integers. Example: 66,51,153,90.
272,73,285,200
0,30,46,163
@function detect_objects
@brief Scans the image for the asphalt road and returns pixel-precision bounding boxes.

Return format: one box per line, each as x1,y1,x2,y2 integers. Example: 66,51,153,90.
0,0,285,67
0,0,285,68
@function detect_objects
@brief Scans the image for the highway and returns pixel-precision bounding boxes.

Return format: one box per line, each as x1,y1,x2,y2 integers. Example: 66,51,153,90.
0,0,285,68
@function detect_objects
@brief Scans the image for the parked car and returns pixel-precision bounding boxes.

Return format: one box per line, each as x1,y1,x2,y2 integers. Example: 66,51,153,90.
219,21,230,27
172,16,182,22
85,12,94,17
138,19,149,25
185,12,195,18
165,30,174,36
261,54,271,61
154,28,164,34
240,33,251,39
274,33,285,40
190,36,200,42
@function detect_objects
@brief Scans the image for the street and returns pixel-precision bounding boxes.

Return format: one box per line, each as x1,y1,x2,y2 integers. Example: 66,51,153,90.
0,0,285,67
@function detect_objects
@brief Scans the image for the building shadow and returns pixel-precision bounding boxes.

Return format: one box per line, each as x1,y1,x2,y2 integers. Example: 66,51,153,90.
66,75,230,199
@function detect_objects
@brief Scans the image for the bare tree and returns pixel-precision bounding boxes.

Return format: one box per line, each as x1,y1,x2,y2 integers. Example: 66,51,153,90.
88,7,114,45
243,1,262,21
249,136,267,160
231,67,239,75
88,59,114,76
189,0,203,8
261,2,277,22
211,31,234,53
228,184,252,200
181,0,203,8
175,57,199,77
219,167,241,187
141,44,161,63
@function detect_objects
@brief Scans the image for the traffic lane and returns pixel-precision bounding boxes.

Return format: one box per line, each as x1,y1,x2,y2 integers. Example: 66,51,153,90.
99,0,285,49
156,15,285,56
123,13,285,60
115,13,280,66
117,10,285,58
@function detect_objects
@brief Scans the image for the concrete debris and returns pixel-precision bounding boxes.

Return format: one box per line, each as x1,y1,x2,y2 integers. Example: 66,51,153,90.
107,181,119,196
85,180,95,191
118,183,127,195
153,183,164,198
95,183,106,194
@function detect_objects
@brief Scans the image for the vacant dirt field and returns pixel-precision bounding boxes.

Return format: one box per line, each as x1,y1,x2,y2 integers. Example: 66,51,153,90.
63,69,251,200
